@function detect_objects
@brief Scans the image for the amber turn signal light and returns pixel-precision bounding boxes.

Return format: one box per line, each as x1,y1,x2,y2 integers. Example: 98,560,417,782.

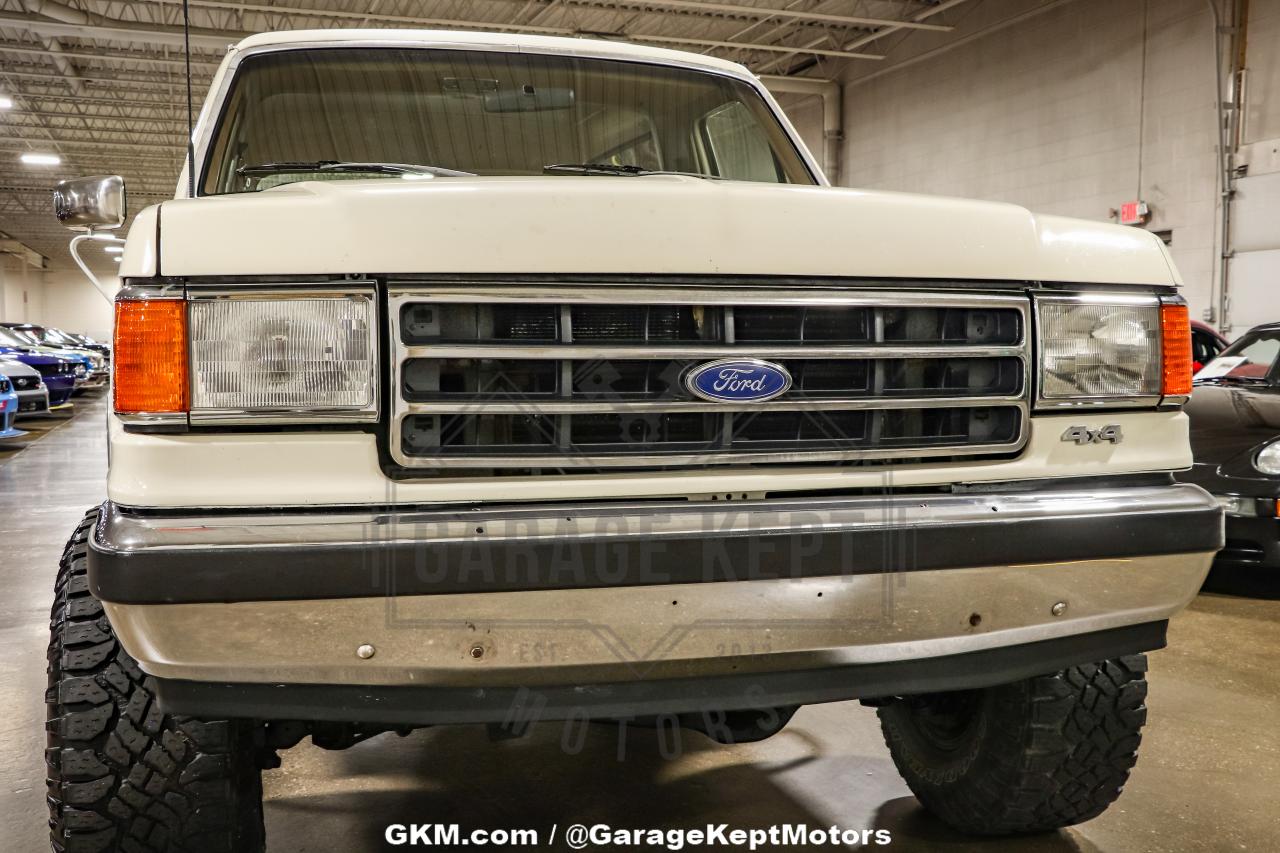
1160,303,1192,397
113,299,189,413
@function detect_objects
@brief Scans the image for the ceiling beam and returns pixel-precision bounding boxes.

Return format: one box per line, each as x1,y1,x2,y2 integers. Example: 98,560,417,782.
8,92,186,109
0,147,182,162
0,67,215,86
0,133,181,151
755,0,972,73
568,0,953,31
843,0,974,50
4,108,188,124
0,5,887,63
157,0,950,33
0,42,223,68
845,0,1083,87
1,119,186,139
0,11,238,50
634,33,881,59
0,236,47,269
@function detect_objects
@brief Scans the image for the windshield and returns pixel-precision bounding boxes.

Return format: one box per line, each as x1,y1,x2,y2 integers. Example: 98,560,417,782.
0,327,29,348
6,328,42,346
202,48,816,194
1196,330,1280,383
44,328,76,345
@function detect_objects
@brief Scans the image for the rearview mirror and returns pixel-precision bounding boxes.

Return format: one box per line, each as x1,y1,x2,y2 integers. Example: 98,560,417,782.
53,175,126,232
483,86,575,113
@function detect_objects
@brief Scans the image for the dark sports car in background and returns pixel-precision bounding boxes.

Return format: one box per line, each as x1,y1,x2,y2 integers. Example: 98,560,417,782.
62,331,111,362
1179,322,1280,591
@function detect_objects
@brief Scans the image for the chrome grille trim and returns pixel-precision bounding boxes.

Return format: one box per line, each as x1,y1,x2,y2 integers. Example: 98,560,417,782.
400,395,1028,415
391,286,1018,307
403,344,1026,360
388,285,1032,470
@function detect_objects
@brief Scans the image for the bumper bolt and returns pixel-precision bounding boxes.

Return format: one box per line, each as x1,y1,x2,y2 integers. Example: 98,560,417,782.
1051,601,1068,617
470,645,485,660
356,644,376,659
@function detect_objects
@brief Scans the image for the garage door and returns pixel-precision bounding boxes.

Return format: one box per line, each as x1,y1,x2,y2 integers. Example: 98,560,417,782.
1227,170,1280,337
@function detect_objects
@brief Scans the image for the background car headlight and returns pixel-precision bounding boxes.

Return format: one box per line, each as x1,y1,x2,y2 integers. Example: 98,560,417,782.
1037,296,1165,405
188,292,377,421
1256,441,1280,475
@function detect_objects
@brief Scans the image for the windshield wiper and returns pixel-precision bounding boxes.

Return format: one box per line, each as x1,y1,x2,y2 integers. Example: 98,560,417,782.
543,163,718,179
1194,374,1272,386
237,161,475,178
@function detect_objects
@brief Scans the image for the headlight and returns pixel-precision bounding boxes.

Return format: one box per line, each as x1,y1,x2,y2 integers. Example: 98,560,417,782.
113,284,378,426
1256,441,1280,475
188,290,377,423
1036,295,1174,407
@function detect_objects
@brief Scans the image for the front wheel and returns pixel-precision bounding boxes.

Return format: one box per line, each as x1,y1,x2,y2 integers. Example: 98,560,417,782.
46,511,266,853
877,655,1149,835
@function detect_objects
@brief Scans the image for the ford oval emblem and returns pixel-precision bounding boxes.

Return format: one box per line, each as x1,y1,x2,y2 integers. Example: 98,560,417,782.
684,358,793,403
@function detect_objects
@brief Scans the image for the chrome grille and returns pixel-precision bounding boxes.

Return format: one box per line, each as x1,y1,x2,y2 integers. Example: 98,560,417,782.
389,285,1031,470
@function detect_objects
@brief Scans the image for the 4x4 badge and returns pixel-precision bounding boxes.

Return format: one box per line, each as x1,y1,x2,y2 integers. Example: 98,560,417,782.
1061,424,1123,445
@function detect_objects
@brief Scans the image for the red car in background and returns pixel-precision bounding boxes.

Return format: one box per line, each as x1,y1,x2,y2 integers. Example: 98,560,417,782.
1192,320,1230,374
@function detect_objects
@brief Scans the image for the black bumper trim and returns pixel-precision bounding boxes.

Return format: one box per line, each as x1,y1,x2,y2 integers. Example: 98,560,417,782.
152,621,1168,726
88,488,1224,605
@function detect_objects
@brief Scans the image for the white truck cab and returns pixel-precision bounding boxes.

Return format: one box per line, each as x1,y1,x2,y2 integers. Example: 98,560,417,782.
46,30,1221,853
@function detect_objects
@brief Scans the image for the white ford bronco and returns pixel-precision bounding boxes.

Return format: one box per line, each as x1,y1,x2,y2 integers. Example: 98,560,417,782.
47,29,1222,852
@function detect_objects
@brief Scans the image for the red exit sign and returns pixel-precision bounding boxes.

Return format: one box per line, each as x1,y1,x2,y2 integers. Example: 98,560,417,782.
1119,200,1149,225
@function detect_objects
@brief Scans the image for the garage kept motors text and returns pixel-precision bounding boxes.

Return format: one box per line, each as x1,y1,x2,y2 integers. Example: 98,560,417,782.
383,823,893,848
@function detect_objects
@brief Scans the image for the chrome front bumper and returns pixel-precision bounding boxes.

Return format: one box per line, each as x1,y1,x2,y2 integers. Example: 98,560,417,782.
77,371,109,390
91,483,1222,698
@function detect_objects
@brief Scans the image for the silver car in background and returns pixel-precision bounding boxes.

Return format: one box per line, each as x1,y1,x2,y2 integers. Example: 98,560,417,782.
0,358,49,417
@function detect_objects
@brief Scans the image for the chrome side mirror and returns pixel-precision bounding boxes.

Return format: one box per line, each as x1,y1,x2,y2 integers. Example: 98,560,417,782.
54,175,126,232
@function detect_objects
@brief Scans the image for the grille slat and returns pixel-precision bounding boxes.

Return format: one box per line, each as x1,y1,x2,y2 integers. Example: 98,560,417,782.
403,344,1025,360
400,396,1025,415
389,285,1030,471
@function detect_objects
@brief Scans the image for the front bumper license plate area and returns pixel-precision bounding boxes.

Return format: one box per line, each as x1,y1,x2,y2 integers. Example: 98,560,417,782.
90,483,1222,691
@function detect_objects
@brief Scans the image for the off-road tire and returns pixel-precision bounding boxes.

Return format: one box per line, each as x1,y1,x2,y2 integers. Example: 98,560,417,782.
47,511,266,853
877,655,1148,836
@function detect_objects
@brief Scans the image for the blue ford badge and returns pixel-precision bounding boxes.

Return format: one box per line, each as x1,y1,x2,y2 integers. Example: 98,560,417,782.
684,359,792,403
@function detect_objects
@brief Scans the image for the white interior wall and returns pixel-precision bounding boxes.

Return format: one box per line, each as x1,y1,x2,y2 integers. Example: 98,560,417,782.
834,0,1223,324
38,269,116,341
1225,0,1280,336
776,93,827,176
0,257,44,325
0,259,114,341
1242,0,1280,152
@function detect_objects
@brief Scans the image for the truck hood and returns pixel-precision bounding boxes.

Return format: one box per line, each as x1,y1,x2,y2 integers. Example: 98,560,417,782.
147,176,1178,284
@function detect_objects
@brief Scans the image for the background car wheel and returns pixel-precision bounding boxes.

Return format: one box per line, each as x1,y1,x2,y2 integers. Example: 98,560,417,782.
877,655,1148,836
46,511,266,853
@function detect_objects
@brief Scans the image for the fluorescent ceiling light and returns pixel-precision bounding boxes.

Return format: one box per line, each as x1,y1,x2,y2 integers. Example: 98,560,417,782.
104,245,124,254
112,256,121,263
0,96,12,109
20,152,60,166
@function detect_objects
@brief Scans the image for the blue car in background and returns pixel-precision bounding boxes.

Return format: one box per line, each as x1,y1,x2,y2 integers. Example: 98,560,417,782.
1,323,107,393
0,373,26,440
0,326,79,409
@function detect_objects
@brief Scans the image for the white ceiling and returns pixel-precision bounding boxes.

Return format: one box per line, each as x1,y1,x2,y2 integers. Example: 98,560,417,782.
0,0,973,271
